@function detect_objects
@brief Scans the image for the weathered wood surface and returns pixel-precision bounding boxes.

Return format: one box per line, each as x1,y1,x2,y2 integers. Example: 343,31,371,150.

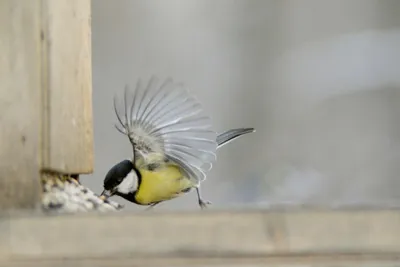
0,0,93,209
0,1,42,209
41,0,93,174
0,209,399,266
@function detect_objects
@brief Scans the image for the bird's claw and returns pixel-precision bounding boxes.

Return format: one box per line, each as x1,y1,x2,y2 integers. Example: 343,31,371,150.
199,199,212,209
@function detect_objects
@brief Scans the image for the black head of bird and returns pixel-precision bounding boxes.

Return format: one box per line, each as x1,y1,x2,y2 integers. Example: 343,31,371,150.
101,159,141,203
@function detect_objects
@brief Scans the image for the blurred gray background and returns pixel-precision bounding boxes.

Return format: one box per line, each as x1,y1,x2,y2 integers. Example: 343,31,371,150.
83,0,400,211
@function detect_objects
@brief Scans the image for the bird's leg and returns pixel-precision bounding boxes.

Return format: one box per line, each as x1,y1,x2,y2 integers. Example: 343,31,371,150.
144,202,161,211
196,187,211,209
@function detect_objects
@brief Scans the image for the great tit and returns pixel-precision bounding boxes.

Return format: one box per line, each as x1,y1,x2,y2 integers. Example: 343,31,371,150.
100,77,254,209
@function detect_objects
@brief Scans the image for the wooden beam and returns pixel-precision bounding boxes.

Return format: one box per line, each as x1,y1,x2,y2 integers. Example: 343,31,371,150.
41,0,93,174
0,0,93,210
0,1,42,209
0,209,399,266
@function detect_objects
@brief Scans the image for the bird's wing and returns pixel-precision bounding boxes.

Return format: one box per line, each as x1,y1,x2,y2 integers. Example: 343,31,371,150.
216,128,255,148
113,76,218,183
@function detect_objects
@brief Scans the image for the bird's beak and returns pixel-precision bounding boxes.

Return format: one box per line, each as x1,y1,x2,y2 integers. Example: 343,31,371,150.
100,190,111,199
100,189,116,198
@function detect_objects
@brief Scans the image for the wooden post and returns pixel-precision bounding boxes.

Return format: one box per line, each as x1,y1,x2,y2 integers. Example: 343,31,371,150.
0,0,93,210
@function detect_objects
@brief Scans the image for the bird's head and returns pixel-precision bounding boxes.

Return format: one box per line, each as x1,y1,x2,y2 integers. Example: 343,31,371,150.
100,159,139,199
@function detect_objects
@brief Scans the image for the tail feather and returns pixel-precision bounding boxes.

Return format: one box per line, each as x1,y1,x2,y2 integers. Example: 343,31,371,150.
216,128,255,148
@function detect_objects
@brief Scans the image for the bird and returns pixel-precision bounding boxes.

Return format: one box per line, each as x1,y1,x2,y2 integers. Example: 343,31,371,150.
100,77,255,209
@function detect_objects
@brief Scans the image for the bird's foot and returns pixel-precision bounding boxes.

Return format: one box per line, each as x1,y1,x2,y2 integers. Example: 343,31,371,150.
198,199,212,209
144,202,160,211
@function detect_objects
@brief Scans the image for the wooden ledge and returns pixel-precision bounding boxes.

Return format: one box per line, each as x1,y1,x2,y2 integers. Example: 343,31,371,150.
0,209,399,266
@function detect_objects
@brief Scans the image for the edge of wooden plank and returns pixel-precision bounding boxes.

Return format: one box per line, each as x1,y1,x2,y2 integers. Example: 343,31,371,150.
0,209,399,260
2,254,400,267
41,0,93,174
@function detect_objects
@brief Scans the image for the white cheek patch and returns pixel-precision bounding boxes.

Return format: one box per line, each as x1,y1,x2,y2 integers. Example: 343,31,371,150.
116,171,138,194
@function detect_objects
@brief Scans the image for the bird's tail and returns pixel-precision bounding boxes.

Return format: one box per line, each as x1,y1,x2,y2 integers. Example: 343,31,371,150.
216,128,255,148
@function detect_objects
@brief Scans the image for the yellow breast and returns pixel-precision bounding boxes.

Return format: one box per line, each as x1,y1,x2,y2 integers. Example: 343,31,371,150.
134,163,194,205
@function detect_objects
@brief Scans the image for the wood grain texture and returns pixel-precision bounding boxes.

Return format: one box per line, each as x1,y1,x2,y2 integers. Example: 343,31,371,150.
0,1,42,209
0,0,93,209
41,0,93,174
0,209,399,266
1,256,400,267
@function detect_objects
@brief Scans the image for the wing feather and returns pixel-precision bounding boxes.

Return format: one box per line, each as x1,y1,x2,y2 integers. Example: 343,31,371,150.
216,128,255,148
113,76,217,183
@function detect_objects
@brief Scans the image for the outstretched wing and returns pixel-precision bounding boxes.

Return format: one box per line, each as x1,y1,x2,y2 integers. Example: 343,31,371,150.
113,76,218,183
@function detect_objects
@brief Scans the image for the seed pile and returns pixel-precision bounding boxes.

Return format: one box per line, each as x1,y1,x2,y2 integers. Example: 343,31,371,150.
41,174,123,214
